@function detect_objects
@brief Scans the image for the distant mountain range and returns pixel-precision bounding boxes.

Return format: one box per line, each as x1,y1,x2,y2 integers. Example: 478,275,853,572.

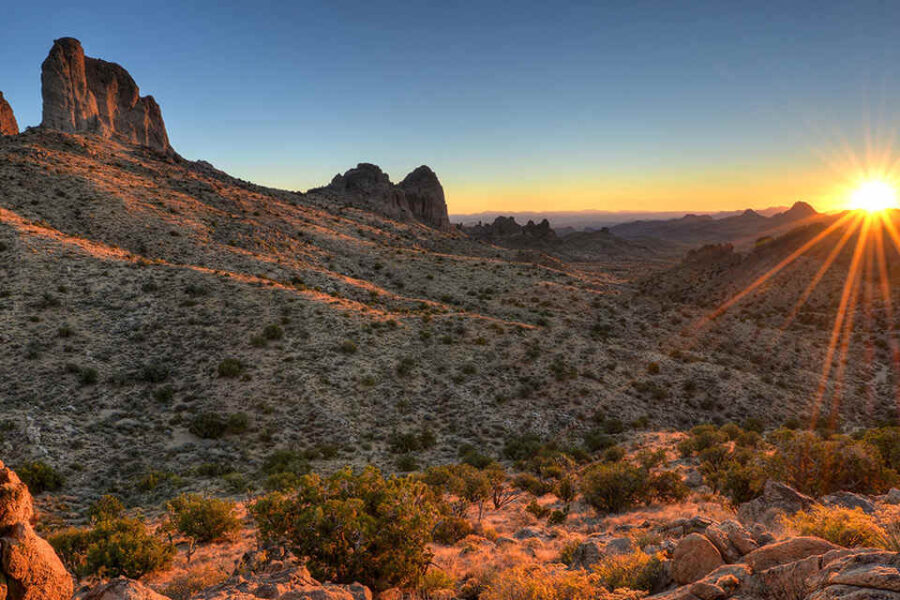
609,201,821,246
451,206,793,230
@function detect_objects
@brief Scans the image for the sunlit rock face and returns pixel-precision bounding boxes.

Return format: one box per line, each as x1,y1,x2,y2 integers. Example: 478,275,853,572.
0,92,18,135
41,37,170,153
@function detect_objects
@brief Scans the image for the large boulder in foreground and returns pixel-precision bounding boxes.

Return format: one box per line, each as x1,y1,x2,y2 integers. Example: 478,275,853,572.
41,37,170,153
0,460,72,600
0,92,18,136
671,533,724,585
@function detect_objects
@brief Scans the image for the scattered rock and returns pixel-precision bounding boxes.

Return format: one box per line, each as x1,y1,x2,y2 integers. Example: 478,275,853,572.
605,537,635,556
883,489,900,505
672,533,724,585
703,520,758,563
570,539,603,569
0,93,18,136
41,38,170,153
82,578,171,599
737,480,817,529
821,491,876,514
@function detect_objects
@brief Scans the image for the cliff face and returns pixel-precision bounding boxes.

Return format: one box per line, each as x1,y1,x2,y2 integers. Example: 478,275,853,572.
0,92,18,135
326,163,451,231
398,165,451,231
41,37,170,153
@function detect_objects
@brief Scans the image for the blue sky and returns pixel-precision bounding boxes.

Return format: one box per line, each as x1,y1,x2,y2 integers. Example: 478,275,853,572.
4,1,900,212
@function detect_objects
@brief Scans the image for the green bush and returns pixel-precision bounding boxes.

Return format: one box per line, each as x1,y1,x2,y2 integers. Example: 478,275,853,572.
164,494,241,559
189,411,249,439
262,449,311,477
580,462,649,514
16,461,64,494
251,466,440,591
49,517,174,578
594,550,665,591
217,358,244,378
88,495,125,523
432,514,474,544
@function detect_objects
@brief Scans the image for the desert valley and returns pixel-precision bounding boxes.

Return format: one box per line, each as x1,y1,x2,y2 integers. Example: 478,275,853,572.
2,28,900,600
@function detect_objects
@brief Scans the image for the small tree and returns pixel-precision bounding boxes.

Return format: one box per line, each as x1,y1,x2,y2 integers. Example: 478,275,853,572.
164,494,241,562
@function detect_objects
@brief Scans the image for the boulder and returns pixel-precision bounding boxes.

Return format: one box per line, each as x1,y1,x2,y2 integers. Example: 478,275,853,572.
883,489,900,505
0,461,72,600
737,480,817,528
41,38,170,153
605,537,635,556
570,539,603,569
821,492,876,515
671,533,724,585
742,536,838,572
703,520,758,563
82,578,171,599
806,550,900,598
0,93,17,136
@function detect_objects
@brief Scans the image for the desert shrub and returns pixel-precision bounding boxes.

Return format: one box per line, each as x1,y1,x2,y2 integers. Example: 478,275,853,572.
262,449,311,477
338,340,358,354
423,463,491,519
217,358,244,378
395,455,419,472
189,412,228,439
782,506,890,548
419,568,456,596
161,564,230,600
603,446,626,462
265,472,302,492
514,472,553,496
49,517,175,578
580,462,649,514
583,429,615,453
16,460,64,494
262,324,284,340
594,550,665,592
389,428,436,454
547,508,568,525
678,424,727,457
647,471,689,503
432,514,474,544
458,444,493,469
250,466,440,591
862,427,900,471
164,494,241,560
503,433,544,461
525,499,550,519
769,431,896,496
481,564,645,600
88,495,125,523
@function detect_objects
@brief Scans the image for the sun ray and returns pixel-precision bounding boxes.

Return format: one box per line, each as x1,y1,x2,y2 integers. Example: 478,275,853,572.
809,215,872,427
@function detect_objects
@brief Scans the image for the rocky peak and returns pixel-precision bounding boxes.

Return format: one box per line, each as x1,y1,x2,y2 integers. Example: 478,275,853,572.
325,163,451,231
779,201,817,220
0,92,18,136
41,37,170,153
398,165,451,230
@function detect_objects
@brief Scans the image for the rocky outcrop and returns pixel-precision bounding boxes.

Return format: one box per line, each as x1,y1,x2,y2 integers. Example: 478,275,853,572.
397,166,450,230
0,93,18,136
0,460,73,600
324,163,450,231
82,578,170,599
671,533,724,584
41,38,170,153
737,480,817,529
193,548,371,600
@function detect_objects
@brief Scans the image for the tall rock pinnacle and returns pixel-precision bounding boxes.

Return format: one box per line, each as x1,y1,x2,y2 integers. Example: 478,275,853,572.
398,165,451,231
40,37,170,153
0,92,18,135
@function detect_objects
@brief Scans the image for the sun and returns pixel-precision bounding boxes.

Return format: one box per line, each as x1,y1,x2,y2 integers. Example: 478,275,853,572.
848,180,898,213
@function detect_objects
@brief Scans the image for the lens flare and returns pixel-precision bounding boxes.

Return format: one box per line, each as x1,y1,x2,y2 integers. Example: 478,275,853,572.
849,180,898,213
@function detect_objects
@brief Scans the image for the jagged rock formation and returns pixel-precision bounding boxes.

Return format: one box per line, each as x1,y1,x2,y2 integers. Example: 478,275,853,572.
397,166,450,230
82,578,170,599
324,163,450,230
41,38,170,153
464,216,557,243
0,460,73,600
0,92,18,136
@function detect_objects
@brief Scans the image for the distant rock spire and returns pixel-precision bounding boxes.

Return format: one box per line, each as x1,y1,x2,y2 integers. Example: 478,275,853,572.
0,92,18,135
40,37,170,153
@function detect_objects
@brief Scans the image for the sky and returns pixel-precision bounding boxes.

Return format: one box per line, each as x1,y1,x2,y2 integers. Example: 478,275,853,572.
4,1,900,214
